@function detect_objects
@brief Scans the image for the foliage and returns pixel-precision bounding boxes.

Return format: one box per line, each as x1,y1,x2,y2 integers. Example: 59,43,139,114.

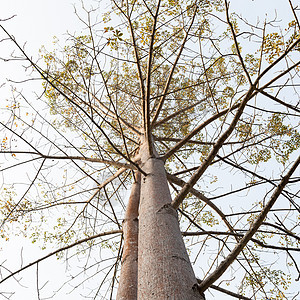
0,0,299,299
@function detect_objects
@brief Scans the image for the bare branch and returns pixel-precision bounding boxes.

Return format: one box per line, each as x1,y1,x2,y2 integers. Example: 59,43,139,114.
162,103,240,161
171,86,255,209
197,155,300,293
151,3,198,126
225,0,253,85
0,229,122,285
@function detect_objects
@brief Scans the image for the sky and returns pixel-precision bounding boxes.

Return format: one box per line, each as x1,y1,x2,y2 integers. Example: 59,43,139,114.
0,0,86,90
0,0,299,299
1,0,80,45
0,1,93,299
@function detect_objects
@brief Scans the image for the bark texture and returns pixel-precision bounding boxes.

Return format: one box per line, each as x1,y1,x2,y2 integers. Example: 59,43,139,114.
116,172,141,300
138,143,203,299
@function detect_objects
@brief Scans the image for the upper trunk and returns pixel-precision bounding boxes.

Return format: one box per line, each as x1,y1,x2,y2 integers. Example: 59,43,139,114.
137,141,203,299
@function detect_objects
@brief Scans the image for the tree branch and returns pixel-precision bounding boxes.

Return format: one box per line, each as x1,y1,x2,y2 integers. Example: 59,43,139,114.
151,3,198,126
162,103,240,161
197,155,300,293
225,0,252,85
171,86,255,209
257,89,300,113
167,173,235,233
153,98,206,128
0,229,122,285
196,278,252,300
143,0,161,156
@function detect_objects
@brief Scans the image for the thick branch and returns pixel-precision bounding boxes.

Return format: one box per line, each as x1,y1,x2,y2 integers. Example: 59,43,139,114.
197,155,300,293
171,87,255,209
143,0,161,157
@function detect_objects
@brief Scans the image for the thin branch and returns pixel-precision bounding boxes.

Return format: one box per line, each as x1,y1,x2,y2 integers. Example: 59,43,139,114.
0,229,122,285
183,231,300,251
114,0,146,108
1,159,46,227
255,36,300,85
225,0,252,85
162,103,240,161
288,0,300,29
0,24,146,176
257,89,300,113
196,278,252,300
153,98,207,128
151,3,198,126
1,151,137,170
167,173,235,233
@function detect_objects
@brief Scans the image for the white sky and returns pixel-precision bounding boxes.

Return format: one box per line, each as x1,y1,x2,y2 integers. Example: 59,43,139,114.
0,1,93,299
0,0,87,90
1,0,80,45
0,0,299,299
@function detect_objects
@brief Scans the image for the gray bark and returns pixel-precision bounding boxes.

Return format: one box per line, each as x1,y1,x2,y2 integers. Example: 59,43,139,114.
137,142,204,299
116,173,140,300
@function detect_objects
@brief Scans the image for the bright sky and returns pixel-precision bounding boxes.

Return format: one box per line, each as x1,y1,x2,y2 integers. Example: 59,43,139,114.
0,1,299,299
1,0,80,45
0,0,87,91
0,2,95,299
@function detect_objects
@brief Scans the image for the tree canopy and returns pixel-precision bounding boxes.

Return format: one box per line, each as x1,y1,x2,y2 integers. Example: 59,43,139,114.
0,0,299,299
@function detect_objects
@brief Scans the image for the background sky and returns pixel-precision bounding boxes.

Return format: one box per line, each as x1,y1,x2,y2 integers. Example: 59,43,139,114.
0,1,299,299
0,2,92,299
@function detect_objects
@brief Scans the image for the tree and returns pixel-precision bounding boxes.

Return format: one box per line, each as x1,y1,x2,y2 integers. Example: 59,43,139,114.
0,0,299,299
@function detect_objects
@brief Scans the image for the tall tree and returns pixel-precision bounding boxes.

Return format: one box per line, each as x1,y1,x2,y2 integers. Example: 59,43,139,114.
0,0,299,299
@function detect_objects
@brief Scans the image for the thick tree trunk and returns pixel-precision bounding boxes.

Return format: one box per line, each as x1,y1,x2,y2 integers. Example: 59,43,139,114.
138,142,203,299
116,172,140,300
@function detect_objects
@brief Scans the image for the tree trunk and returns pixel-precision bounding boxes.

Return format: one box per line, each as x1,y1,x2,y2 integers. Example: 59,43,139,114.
138,142,203,299
116,172,141,300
